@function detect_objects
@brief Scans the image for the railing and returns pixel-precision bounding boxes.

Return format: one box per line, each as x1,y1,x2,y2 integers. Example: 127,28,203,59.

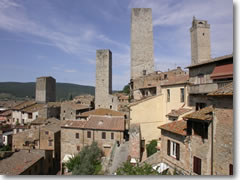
189,83,218,94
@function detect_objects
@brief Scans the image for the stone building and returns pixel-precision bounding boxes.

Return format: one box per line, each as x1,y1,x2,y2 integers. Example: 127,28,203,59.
60,101,92,120
73,94,94,107
61,115,125,164
190,17,211,65
12,118,61,173
0,149,54,175
128,124,141,164
35,76,56,103
95,49,118,110
131,8,154,80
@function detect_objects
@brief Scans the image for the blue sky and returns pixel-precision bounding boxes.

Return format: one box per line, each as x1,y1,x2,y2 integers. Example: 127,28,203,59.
0,0,233,90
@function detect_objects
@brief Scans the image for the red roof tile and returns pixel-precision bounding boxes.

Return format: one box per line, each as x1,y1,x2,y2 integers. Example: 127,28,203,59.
61,120,87,129
210,63,233,79
183,106,213,121
167,108,192,117
159,120,187,136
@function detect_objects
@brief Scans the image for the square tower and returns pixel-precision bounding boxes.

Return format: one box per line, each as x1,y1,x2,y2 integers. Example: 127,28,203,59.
35,76,56,103
131,8,154,80
190,17,211,65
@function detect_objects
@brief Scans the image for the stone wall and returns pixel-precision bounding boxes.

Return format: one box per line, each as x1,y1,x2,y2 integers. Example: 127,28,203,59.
131,8,154,79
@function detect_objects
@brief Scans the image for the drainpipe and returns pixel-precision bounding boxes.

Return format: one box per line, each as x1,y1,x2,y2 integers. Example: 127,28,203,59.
211,110,214,175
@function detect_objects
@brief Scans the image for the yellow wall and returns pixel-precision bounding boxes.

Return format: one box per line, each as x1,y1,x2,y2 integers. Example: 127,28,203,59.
130,84,191,144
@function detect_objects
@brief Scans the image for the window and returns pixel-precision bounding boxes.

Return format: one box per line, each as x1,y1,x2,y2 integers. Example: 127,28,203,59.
164,74,168,80
28,113,33,119
167,89,170,102
196,103,206,111
198,74,204,84
193,156,201,175
45,131,49,135
167,140,180,160
63,110,66,113
180,88,185,103
77,146,80,151
110,105,112,109
193,122,208,139
111,133,114,140
87,131,91,138
143,70,146,76
102,132,106,139
229,164,233,175
48,140,53,146
76,133,79,139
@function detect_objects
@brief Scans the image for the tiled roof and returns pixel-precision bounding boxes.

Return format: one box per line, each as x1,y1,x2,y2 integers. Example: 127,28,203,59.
61,101,90,110
210,63,233,80
0,110,12,116
166,108,192,117
0,150,44,175
85,115,125,131
12,101,36,111
183,106,213,121
47,102,61,108
208,82,233,96
61,120,87,129
186,54,233,68
31,117,60,125
22,103,45,113
79,108,124,117
161,74,189,86
159,120,187,136
42,120,61,133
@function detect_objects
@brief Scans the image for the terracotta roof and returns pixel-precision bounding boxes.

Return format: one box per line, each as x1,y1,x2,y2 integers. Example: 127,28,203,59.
0,109,12,117
79,108,124,117
0,150,44,175
85,115,125,131
22,103,45,113
12,101,36,111
166,108,192,117
42,121,61,133
159,120,187,136
31,117,60,126
208,82,233,96
61,120,87,129
183,106,213,121
186,54,233,68
161,74,189,86
210,63,233,80
61,101,90,110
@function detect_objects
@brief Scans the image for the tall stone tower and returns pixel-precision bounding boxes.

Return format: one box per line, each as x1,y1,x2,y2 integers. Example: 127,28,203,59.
35,76,56,103
95,49,118,110
190,17,211,65
131,8,154,80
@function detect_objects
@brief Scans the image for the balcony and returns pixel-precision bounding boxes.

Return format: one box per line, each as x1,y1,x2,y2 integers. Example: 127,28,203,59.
189,83,218,94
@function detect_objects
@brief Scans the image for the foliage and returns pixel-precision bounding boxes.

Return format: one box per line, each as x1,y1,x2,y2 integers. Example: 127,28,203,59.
122,84,130,95
116,161,159,175
69,94,73,100
0,82,95,101
146,140,157,157
65,142,103,175
0,145,11,151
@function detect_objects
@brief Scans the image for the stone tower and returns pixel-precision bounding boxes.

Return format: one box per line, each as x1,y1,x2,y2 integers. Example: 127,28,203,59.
131,8,154,80
95,49,118,110
35,76,56,103
190,17,211,65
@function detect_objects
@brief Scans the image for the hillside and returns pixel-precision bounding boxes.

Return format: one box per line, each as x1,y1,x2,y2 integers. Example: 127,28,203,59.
0,82,95,101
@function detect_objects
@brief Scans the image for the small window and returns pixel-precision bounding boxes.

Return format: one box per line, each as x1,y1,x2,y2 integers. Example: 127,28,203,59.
180,88,185,103
102,132,106,139
63,117,65,120
63,110,66,113
45,131,49,135
193,156,201,175
143,70,146,76
111,133,114,140
202,33,205,36
167,140,180,160
164,74,168,79
167,89,170,102
229,164,233,175
28,113,33,119
48,140,53,146
77,146,80,151
110,105,112,109
76,133,79,139
87,131,91,138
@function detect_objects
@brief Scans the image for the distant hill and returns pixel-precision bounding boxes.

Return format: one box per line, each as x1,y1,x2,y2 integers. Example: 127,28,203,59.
0,82,95,101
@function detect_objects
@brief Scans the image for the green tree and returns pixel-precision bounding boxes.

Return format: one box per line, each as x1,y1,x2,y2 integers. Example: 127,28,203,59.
146,140,157,157
122,84,130,95
69,94,73,100
116,161,159,175
0,145,11,151
65,142,103,175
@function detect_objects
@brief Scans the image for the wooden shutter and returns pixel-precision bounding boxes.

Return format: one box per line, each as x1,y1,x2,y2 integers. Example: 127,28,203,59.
167,140,170,156
193,156,201,175
229,164,233,175
176,143,180,160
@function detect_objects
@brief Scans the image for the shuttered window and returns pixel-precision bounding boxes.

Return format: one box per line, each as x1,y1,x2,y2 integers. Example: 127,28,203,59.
193,156,201,175
167,140,170,156
102,132,106,139
167,140,180,161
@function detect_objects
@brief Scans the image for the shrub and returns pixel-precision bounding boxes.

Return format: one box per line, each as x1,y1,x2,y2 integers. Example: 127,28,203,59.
146,140,157,157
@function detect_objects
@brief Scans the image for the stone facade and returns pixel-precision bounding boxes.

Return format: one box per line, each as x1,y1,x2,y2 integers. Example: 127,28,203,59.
35,76,56,103
95,49,118,110
131,8,154,80
190,17,211,65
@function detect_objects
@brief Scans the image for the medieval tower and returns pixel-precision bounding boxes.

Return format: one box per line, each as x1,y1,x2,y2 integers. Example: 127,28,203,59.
190,17,211,65
95,49,118,110
35,76,56,103
131,8,154,80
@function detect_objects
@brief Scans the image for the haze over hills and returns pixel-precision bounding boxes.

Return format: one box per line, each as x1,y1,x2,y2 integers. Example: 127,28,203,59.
0,82,95,101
